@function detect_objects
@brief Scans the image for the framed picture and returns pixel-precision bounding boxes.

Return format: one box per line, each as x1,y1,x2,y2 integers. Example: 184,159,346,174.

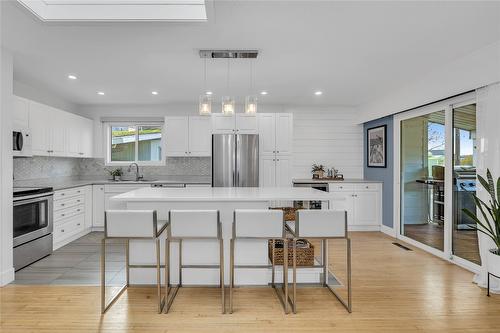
367,125,387,168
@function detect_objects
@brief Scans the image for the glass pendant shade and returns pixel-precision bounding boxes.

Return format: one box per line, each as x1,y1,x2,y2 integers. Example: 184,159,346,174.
245,95,258,114
199,94,212,115
221,96,235,115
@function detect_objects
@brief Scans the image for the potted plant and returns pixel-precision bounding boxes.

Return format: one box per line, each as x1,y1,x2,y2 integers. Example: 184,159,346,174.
463,169,500,281
311,164,325,179
106,168,123,181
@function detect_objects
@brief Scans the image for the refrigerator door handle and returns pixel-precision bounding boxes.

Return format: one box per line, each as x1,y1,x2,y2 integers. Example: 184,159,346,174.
235,134,239,186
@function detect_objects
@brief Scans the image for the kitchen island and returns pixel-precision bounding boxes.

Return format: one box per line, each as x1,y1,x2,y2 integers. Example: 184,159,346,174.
111,187,332,285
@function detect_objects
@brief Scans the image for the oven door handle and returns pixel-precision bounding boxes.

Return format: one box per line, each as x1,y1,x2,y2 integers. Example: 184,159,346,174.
14,193,54,205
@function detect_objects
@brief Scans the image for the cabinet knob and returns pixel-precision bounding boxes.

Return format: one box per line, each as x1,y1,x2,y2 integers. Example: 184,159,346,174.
277,159,280,161
277,151,280,153
61,214,65,217
61,229,65,233
61,203,65,206
77,223,81,226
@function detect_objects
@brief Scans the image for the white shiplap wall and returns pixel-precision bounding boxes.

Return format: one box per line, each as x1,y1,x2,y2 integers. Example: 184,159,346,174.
285,106,363,179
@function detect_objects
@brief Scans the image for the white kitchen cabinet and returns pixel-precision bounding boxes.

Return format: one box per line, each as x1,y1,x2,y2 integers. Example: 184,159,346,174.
212,113,258,134
258,113,293,156
328,182,382,229
188,116,212,156
92,185,105,228
165,116,211,157
53,186,92,250
12,95,30,129
260,154,292,187
165,116,189,156
29,99,93,158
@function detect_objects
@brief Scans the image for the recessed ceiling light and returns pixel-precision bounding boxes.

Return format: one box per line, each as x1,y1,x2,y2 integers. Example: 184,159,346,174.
314,91,323,96
67,74,77,80
260,91,268,95
206,91,213,95
97,91,105,96
151,91,158,95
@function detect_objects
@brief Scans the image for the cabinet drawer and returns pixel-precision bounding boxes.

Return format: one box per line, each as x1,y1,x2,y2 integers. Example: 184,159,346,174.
54,187,85,200
53,216,85,243
54,195,84,211
355,183,380,191
54,205,84,223
329,183,355,192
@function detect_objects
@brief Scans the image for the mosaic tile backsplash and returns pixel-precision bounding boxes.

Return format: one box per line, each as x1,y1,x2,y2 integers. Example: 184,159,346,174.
13,156,211,181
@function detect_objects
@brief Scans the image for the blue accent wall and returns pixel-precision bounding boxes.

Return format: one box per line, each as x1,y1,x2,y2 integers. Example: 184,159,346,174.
364,116,394,228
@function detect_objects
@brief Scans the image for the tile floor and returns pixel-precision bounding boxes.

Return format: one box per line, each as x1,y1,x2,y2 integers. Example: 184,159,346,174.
14,232,126,285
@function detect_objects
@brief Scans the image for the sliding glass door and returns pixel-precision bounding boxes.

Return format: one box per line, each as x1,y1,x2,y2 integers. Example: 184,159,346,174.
396,94,481,270
401,110,445,252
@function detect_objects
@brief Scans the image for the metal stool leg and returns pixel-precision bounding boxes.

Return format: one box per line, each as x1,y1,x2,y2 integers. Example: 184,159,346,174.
271,240,276,287
488,272,491,297
292,238,297,314
283,239,289,314
101,237,127,314
220,238,225,314
229,238,234,314
156,238,166,314
126,239,130,287
179,239,183,287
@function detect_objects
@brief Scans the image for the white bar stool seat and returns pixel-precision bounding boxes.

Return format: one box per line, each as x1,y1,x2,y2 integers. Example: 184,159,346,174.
165,210,225,314
101,210,167,314
229,209,292,314
287,210,352,313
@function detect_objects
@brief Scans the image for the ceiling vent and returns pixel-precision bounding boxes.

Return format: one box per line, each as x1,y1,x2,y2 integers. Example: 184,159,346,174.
199,50,259,59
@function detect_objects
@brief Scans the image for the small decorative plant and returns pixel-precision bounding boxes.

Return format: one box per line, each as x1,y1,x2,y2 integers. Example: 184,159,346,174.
462,169,500,278
105,168,123,181
311,164,325,179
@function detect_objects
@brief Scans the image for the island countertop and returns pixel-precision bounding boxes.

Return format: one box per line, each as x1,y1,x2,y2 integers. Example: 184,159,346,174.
111,186,332,202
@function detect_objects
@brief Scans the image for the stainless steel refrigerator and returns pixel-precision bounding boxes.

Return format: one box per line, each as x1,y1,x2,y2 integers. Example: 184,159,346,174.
212,134,259,187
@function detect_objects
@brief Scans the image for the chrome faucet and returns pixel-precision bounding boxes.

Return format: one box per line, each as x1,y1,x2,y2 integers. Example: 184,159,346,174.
128,163,143,181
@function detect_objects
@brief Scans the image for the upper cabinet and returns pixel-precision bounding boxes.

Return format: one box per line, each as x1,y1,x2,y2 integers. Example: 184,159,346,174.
12,95,30,129
212,114,258,134
28,99,94,158
165,116,211,157
258,113,293,155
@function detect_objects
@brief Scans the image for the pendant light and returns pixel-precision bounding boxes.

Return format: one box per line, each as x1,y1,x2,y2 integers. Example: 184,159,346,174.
199,58,212,115
221,58,235,115
245,60,257,114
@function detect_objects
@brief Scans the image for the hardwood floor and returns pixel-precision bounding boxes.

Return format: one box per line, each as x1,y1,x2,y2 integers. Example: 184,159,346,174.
1,232,499,332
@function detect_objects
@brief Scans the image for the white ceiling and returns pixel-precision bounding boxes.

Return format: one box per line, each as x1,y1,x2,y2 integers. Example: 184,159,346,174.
3,0,500,107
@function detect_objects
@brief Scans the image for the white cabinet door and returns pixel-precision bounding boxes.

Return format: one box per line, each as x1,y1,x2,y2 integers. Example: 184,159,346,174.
29,101,50,156
165,116,189,156
329,192,355,225
84,186,93,230
235,114,258,134
13,95,30,129
258,113,276,155
260,155,276,187
275,155,292,187
66,114,81,157
92,185,105,227
80,118,94,157
353,191,380,226
49,107,67,156
188,116,211,156
275,113,293,155
212,114,235,134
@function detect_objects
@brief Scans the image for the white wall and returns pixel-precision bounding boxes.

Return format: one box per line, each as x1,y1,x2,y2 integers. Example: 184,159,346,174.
0,47,14,286
78,103,363,179
14,80,79,114
359,40,500,122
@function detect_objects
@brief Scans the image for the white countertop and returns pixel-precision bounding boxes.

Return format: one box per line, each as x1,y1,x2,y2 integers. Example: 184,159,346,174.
111,187,332,202
292,178,382,184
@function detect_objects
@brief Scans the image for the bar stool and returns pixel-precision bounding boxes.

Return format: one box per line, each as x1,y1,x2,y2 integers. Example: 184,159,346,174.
229,209,292,314
165,210,225,314
287,210,352,313
101,210,168,314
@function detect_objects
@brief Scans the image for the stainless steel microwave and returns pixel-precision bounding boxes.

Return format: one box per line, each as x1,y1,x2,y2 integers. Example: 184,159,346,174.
12,128,32,157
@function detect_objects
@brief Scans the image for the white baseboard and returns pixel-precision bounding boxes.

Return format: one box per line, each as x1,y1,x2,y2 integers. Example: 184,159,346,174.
347,225,380,232
0,267,15,286
380,224,396,238
91,227,104,232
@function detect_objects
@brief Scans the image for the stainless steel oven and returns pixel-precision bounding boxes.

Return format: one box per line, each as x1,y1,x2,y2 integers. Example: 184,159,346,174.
13,187,54,271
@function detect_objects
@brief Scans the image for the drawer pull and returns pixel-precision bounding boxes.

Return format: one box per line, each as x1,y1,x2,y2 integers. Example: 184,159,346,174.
61,229,65,233
61,193,65,196
77,200,81,202
366,186,369,189
61,203,65,206
61,214,65,217
77,223,81,226
77,209,81,212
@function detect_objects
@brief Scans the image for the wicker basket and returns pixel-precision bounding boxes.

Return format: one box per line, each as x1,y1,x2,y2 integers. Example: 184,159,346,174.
270,207,302,222
268,239,314,266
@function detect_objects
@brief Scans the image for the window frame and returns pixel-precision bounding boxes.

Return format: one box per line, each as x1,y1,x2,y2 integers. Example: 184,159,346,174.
105,122,166,166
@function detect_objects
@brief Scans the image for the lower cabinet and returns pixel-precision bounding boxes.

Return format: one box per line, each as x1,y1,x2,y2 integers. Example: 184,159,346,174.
259,155,292,187
328,183,382,230
53,185,92,250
